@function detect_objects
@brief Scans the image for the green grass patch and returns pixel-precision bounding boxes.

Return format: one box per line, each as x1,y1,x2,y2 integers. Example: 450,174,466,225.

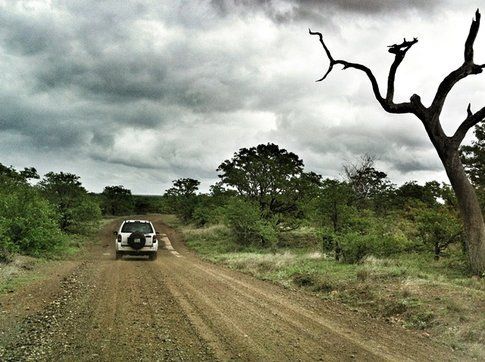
0,255,45,294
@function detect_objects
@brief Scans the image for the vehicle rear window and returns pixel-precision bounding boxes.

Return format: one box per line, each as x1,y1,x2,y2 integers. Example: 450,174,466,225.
121,222,153,234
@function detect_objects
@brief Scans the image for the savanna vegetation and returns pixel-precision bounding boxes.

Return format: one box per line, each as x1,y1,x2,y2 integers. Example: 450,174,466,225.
161,132,484,356
0,165,101,262
0,164,163,263
163,142,477,264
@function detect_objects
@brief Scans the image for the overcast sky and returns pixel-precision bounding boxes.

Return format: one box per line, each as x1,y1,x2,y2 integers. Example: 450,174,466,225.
1,0,484,194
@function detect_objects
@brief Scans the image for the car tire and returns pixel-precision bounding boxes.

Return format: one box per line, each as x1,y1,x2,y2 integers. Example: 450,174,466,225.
149,252,157,261
115,251,123,260
127,231,146,250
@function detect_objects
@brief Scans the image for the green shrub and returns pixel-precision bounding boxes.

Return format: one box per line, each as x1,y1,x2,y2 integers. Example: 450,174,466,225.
414,206,462,259
192,204,226,227
224,198,262,245
336,216,411,263
278,227,321,248
224,198,277,246
66,197,102,234
258,219,278,248
318,227,337,252
0,185,68,258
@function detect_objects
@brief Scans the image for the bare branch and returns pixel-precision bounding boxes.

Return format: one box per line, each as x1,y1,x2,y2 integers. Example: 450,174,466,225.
465,9,481,62
309,29,334,81
309,29,385,103
452,104,485,147
310,29,422,116
431,10,484,116
386,38,418,102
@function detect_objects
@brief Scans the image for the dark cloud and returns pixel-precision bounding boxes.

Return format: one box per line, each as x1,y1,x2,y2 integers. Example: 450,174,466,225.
386,156,442,173
36,56,168,101
0,0,475,193
210,0,443,24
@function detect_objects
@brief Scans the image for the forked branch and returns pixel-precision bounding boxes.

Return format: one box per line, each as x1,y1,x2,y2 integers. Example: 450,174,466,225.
387,38,418,102
309,29,420,115
387,38,418,55
452,105,485,147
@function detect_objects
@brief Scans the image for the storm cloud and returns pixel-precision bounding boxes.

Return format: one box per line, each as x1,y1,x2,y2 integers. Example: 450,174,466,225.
0,0,483,193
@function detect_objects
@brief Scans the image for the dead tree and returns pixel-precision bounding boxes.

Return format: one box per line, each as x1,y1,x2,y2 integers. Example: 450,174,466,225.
310,10,485,275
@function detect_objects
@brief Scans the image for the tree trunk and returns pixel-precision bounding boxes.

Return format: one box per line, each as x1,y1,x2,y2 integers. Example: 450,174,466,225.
443,150,485,275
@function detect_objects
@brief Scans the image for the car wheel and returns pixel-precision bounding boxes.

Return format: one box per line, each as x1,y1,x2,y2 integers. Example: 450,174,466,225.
149,252,157,261
115,251,123,260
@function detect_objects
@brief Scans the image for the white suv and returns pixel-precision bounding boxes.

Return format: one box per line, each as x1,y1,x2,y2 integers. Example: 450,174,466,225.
114,220,159,260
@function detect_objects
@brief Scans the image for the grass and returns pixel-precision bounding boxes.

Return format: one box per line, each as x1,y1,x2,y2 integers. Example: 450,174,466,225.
0,219,105,295
163,216,485,359
0,255,45,294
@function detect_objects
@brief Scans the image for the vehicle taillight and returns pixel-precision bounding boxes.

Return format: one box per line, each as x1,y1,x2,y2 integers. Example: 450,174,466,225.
117,234,122,242
152,235,157,242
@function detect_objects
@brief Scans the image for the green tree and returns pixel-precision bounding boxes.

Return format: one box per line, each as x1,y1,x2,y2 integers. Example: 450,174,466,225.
164,178,200,222
133,195,163,214
224,198,277,247
38,172,88,231
101,185,134,216
311,179,355,233
0,164,66,260
395,181,441,208
0,163,39,184
0,185,67,259
217,143,320,222
415,207,463,260
68,197,102,234
343,155,393,210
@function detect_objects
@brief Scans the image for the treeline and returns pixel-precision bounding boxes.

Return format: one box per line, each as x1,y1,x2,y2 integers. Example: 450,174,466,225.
97,186,162,216
0,166,160,261
0,165,100,261
162,124,484,266
2,124,481,265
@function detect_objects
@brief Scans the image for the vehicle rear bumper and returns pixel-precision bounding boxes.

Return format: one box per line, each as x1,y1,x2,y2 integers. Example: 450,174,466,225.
116,242,158,253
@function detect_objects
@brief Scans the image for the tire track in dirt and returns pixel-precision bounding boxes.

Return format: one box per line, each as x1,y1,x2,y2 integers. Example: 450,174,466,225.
158,260,279,361
153,216,461,362
158,251,379,361
187,261,401,360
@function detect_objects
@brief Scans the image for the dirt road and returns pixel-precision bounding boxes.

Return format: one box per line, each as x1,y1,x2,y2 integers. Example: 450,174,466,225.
0,216,460,361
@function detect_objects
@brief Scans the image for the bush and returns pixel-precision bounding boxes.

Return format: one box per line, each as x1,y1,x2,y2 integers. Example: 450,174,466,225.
224,198,277,246
336,215,412,263
224,198,261,245
414,206,462,259
66,197,102,234
192,201,226,227
0,185,68,259
278,227,321,248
